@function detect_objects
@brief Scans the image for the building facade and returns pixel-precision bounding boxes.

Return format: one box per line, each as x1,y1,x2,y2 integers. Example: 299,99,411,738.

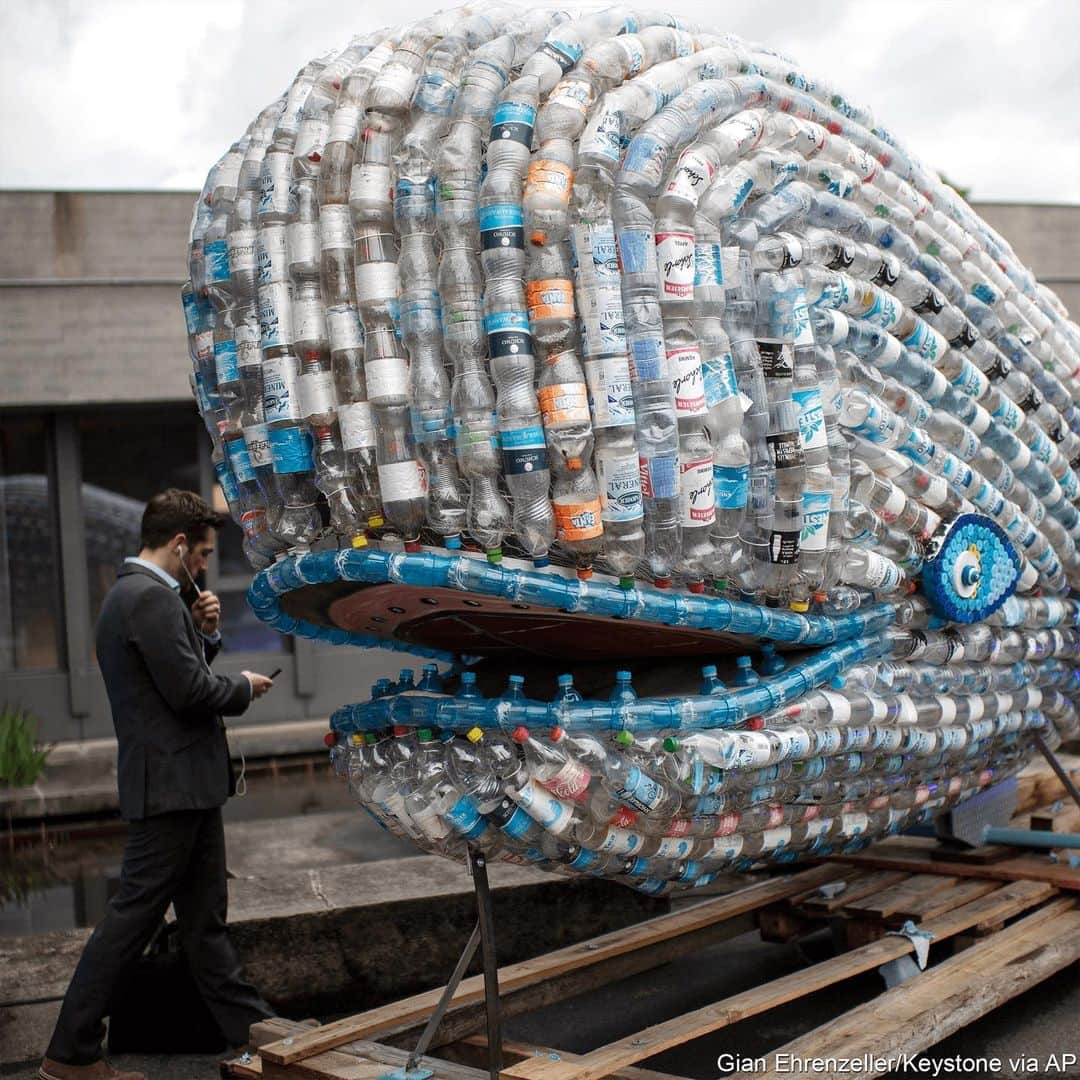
1,192,1077,741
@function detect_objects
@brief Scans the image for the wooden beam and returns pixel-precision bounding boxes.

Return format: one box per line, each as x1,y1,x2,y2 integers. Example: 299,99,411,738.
829,836,1080,890
258,864,842,1066
499,880,1057,1080
732,897,1080,1080
799,871,910,916
453,1034,689,1080
376,913,759,1053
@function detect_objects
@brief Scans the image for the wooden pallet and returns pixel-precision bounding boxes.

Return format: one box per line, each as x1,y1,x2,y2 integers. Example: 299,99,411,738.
225,845,1080,1080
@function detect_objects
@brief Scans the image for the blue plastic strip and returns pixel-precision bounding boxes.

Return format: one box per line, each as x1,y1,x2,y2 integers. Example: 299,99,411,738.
328,634,890,735
247,550,897,653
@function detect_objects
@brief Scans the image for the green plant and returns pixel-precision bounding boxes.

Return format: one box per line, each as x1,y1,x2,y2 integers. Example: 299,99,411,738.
0,706,52,788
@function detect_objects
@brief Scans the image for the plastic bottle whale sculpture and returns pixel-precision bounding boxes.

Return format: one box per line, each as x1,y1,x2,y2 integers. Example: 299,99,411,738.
185,5,1080,891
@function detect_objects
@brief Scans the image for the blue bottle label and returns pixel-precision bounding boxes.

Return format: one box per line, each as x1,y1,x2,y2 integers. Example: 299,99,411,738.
702,352,737,407
205,239,230,285
446,795,487,840
801,490,831,552
540,39,581,73
486,797,534,839
501,425,548,476
640,453,678,501
181,289,200,334
613,765,665,813
214,338,239,386
694,242,724,288
713,464,749,509
213,459,240,504
628,335,663,381
413,72,456,116
568,847,599,871
793,387,827,452
479,203,524,252
617,229,657,276
491,101,536,146
225,437,254,484
485,309,533,359
268,425,314,475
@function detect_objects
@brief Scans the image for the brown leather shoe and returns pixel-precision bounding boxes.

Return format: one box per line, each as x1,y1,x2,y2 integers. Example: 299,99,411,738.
39,1057,146,1080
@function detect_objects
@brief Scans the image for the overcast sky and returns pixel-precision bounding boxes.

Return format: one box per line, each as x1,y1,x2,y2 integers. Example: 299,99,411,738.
4,0,1078,202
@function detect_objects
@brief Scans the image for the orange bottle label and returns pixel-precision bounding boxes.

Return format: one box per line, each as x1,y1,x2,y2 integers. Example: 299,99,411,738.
539,381,590,426
554,498,603,542
525,159,573,204
526,279,575,321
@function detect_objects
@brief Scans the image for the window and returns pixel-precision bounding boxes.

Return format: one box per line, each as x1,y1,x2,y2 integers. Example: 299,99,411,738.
0,416,62,670
79,406,201,629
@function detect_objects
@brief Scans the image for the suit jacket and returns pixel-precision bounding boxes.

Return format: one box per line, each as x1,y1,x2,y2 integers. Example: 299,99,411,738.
96,562,252,821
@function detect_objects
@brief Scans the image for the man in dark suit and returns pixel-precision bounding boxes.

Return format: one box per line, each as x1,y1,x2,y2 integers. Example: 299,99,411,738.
41,490,276,1080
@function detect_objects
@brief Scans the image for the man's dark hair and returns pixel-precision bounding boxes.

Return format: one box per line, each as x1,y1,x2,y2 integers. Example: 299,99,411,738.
140,489,225,550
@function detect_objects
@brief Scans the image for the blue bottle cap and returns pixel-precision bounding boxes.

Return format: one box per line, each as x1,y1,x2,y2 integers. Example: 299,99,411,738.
557,674,573,686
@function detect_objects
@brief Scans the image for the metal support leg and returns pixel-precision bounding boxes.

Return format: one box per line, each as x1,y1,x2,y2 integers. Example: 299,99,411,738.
1034,734,1080,813
404,922,482,1074
468,846,503,1080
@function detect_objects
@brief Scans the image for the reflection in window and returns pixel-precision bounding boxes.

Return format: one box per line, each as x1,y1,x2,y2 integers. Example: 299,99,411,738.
0,417,62,670
219,589,285,654
80,407,200,629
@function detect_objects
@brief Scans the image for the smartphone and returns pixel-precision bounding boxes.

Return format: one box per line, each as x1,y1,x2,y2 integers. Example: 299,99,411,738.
268,668,283,680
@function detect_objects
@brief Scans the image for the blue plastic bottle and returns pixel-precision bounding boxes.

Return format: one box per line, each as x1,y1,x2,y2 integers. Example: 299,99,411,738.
732,655,760,687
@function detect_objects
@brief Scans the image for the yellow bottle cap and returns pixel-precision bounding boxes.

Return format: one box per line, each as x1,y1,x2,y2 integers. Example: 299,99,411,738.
467,726,484,743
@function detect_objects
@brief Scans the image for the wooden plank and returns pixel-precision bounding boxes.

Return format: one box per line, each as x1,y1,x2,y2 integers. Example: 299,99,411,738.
830,835,1080,889
799,871,910,915
259,864,842,1065
889,878,1000,922
375,912,758,1054
842,874,955,919
499,880,1057,1080
451,1034,689,1080
1029,802,1080,833
732,897,1080,1080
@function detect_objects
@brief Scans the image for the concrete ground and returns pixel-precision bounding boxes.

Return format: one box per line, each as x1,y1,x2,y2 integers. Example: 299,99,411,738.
3,921,1076,1080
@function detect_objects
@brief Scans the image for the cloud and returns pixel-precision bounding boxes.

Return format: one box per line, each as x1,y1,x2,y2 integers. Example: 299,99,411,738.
1,0,1077,202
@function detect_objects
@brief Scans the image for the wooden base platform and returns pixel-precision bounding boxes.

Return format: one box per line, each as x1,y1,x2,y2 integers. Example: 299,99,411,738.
225,836,1080,1080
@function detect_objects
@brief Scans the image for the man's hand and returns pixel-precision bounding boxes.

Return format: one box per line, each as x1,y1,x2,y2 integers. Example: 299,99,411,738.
191,590,221,636
243,671,274,699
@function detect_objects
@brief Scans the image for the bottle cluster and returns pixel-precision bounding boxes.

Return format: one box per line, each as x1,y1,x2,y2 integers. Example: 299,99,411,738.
328,655,1079,893
183,6,1080,611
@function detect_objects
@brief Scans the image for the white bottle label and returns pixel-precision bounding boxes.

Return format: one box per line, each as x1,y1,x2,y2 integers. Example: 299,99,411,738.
859,550,902,590
298,370,337,417
761,826,791,852
287,221,320,267
596,826,645,855
258,281,293,348
319,205,353,248
257,225,289,285
227,227,256,275
707,834,744,862
842,812,869,837
258,151,292,215
377,459,425,502
669,347,706,416
513,779,575,835
410,801,450,841
820,691,852,723
538,759,592,803
262,354,301,422
665,149,715,204
596,450,644,523
294,117,330,162
244,422,272,468
351,162,392,206
326,305,364,351
355,261,399,304
585,354,634,428
680,456,715,526
338,401,377,450
656,232,695,299
365,356,408,402
801,490,830,552
653,836,694,860
292,293,326,343
328,104,361,145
